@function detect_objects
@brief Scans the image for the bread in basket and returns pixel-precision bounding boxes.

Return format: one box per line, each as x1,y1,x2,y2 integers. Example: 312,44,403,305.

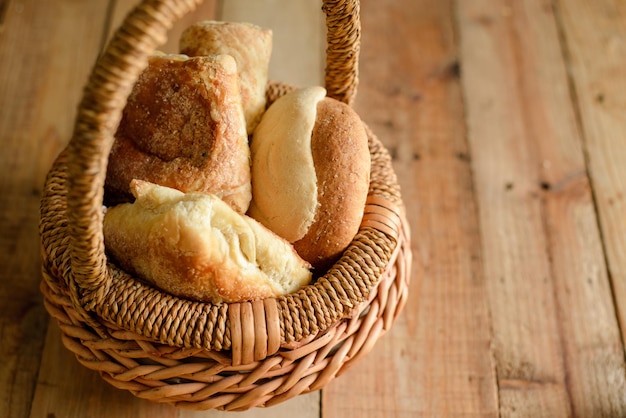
39,0,411,411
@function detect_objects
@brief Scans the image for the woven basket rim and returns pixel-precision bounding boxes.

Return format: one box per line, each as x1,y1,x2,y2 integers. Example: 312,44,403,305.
40,93,404,353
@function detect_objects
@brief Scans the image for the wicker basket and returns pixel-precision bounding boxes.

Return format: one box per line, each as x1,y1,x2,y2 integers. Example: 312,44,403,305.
39,0,411,411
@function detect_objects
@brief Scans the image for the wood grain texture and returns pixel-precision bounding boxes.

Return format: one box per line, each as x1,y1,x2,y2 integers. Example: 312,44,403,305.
556,0,626,382
0,0,109,417
458,0,626,416
3,0,626,416
322,1,499,416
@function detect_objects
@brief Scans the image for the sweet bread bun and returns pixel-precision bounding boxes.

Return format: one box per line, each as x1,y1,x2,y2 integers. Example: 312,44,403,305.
103,180,312,304
180,21,272,134
105,53,251,213
248,86,370,270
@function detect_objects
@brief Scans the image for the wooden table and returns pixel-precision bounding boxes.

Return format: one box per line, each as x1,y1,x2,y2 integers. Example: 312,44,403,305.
2,0,626,416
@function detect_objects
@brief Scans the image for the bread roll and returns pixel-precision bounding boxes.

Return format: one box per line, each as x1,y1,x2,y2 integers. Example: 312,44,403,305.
180,21,272,134
105,53,251,213
104,180,312,304
248,86,370,270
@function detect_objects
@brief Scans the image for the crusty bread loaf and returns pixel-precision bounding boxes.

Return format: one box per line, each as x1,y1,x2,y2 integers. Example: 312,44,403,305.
180,21,272,134
103,180,312,303
105,53,251,213
248,86,370,270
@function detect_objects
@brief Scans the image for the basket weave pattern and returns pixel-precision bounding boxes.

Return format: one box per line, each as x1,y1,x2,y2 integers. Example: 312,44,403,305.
39,0,411,411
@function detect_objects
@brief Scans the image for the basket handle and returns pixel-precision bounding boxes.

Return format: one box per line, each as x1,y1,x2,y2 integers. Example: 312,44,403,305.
323,0,361,104
66,0,361,305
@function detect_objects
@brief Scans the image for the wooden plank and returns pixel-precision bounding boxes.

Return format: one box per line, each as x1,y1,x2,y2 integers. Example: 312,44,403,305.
457,0,626,416
556,0,626,377
322,1,499,416
459,2,569,415
0,0,110,417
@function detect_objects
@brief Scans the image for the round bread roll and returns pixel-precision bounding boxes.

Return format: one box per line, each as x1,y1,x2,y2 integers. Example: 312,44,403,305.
248,86,370,270
104,180,312,304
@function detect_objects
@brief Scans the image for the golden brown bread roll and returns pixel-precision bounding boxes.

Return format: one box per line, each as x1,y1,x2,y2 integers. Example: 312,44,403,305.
104,180,312,304
248,86,371,270
180,21,272,134
105,53,251,213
